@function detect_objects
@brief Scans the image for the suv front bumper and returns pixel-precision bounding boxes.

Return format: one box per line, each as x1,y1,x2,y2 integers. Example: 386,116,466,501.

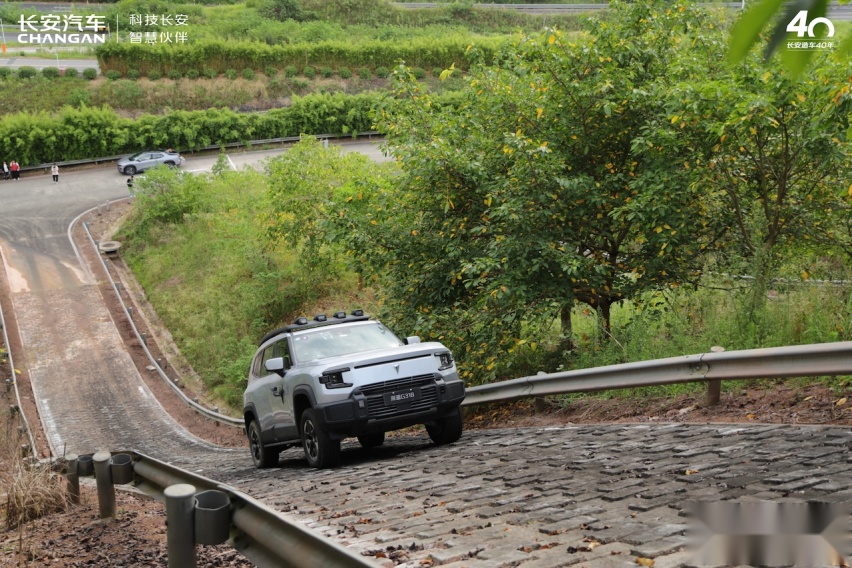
313,375,465,438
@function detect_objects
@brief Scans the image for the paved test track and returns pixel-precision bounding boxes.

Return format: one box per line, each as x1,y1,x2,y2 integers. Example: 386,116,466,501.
0,151,849,567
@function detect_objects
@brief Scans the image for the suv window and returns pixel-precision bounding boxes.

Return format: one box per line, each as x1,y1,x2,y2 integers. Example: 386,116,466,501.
262,340,291,371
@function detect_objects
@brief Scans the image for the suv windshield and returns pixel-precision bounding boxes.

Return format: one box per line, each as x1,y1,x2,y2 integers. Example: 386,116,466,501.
291,323,403,363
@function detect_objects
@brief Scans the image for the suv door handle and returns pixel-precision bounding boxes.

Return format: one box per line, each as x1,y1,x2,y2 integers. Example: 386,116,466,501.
271,386,284,398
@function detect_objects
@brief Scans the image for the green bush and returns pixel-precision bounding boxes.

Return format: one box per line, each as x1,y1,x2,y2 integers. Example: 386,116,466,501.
63,67,78,79
358,67,371,79
337,67,352,79
320,66,333,78
66,88,91,108
147,69,162,80
186,69,200,79
18,66,38,79
242,68,256,80
375,66,390,78
264,66,277,77
105,70,122,81
225,69,238,80
203,67,218,79
0,67,12,80
412,67,426,79
303,66,315,78
432,67,443,78
168,69,182,80
83,68,98,80
284,65,298,78
42,67,62,79
127,69,142,80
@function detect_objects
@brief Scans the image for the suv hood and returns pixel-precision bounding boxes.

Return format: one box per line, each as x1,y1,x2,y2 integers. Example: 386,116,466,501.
297,342,448,374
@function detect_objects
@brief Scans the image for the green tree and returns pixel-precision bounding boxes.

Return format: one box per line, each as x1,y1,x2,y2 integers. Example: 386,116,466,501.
362,1,720,380
663,54,852,314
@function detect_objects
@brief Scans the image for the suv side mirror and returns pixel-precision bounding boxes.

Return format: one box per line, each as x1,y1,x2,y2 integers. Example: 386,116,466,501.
264,357,286,376
405,336,421,345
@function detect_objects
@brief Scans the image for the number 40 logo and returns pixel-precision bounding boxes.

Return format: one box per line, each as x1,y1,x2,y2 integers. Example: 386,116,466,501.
787,10,835,38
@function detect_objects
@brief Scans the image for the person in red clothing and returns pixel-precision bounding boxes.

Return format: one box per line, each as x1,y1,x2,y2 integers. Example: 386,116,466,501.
10,160,20,181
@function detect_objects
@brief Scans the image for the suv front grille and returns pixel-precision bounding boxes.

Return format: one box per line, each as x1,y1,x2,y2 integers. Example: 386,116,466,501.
358,374,438,419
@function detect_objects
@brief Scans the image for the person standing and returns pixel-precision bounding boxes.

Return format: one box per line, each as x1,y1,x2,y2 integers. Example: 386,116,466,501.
10,160,20,181
2,161,8,181
51,163,59,183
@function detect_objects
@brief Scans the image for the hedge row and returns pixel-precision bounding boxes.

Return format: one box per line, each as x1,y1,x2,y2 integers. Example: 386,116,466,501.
95,37,499,76
0,91,464,166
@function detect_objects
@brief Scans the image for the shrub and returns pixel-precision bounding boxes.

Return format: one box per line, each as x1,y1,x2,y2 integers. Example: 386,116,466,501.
185,69,200,79
264,66,277,77
303,66,315,79
358,67,371,80
66,88,91,108
337,67,352,79
168,69,182,80
284,65,298,78
147,69,162,80
18,66,38,79
83,68,98,80
42,66,62,79
375,66,390,79
63,67,78,79
105,70,122,81
225,69,238,80
290,78,309,93
321,66,333,78
203,67,218,79
0,67,11,80
127,69,141,80
242,68,256,80
432,67,443,78
412,67,426,79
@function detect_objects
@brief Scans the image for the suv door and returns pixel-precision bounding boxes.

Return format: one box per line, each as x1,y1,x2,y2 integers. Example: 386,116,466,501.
258,340,295,441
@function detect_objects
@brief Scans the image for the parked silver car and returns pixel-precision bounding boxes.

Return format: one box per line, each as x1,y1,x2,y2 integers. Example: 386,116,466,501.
243,311,466,469
117,150,183,175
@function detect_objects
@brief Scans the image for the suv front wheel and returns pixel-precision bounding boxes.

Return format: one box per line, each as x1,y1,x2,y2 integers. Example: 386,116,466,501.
248,420,280,468
426,407,463,445
301,409,341,468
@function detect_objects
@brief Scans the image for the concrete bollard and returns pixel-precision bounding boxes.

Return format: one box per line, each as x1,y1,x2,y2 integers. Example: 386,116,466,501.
110,453,134,485
165,483,197,568
77,454,94,476
93,451,116,519
140,332,147,346
65,454,80,505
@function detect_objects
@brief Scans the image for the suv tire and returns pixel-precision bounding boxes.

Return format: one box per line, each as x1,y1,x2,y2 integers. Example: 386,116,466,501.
301,409,341,468
357,432,385,449
426,407,463,445
124,165,137,175
248,420,280,468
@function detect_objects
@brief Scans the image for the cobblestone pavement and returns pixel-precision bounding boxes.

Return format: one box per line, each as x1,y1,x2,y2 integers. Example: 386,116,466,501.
202,423,852,567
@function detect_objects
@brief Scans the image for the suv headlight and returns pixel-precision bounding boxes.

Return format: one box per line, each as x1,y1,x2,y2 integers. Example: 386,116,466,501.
320,367,351,389
436,351,454,371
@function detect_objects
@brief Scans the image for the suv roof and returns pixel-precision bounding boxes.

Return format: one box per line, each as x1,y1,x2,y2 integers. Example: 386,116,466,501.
257,310,370,346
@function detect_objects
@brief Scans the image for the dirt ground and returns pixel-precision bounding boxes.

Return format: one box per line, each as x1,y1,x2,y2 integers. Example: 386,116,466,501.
0,198,849,567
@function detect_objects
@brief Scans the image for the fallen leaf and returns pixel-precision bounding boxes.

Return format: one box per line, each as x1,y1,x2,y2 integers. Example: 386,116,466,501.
685,469,699,475
836,398,847,406
636,557,655,567
803,396,814,402
746,413,756,420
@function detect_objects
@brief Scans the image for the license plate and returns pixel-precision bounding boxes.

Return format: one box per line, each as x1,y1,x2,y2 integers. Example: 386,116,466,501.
383,387,421,406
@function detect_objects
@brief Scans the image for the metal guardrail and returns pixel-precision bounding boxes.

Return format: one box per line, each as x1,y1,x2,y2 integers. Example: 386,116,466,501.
80,218,243,428
66,449,374,568
462,341,852,406
0,254,38,458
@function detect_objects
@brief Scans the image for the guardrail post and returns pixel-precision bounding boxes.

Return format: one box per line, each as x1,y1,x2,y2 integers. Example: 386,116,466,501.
705,346,725,406
93,450,116,518
65,454,80,505
165,483,197,568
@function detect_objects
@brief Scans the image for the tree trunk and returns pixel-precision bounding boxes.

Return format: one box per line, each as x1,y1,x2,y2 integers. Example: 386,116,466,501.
560,304,574,352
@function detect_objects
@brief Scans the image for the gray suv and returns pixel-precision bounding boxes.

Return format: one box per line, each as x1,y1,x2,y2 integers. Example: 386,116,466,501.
243,311,466,469
117,149,183,175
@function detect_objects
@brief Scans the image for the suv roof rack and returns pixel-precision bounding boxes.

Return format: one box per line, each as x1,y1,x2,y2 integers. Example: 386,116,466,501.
258,311,370,346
